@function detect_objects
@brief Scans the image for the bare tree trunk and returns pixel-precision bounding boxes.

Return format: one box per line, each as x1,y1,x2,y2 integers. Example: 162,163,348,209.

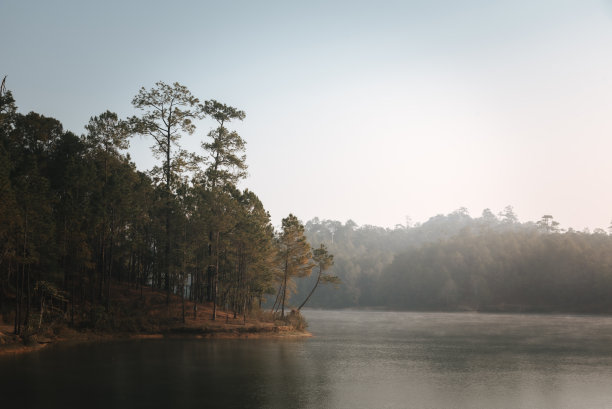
71,269,76,327
15,213,27,335
98,232,104,303
181,282,185,323
165,128,171,306
298,273,321,311
243,285,248,325
24,265,30,330
106,209,114,311
181,221,187,323
14,260,21,335
212,232,219,320
281,254,288,317
271,282,283,313
38,297,44,331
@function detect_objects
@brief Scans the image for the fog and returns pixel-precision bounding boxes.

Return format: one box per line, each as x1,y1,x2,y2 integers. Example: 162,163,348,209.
3,0,612,230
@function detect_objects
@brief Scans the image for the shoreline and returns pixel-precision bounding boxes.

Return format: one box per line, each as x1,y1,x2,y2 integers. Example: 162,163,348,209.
1,282,311,357
0,325,312,357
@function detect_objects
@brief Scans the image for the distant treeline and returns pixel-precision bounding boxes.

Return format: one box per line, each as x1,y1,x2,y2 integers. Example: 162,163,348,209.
3,80,610,337
298,210,612,313
0,81,321,336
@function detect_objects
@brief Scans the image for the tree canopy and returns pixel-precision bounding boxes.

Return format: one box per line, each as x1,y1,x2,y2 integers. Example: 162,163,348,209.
297,212,612,313
0,80,331,336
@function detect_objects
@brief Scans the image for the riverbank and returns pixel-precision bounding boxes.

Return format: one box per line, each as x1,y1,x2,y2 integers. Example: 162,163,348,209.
0,323,311,357
0,283,310,357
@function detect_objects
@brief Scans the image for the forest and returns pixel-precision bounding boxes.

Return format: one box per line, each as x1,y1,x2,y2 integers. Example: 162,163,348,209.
0,80,329,338
297,209,612,313
3,79,612,344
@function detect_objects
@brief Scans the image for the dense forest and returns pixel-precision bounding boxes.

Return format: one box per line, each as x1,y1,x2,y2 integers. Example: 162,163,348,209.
3,79,612,343
0,80,324,337
297,209,612,313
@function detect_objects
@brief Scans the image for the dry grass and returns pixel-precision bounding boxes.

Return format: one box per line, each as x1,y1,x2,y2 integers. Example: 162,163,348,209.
0,282,310,357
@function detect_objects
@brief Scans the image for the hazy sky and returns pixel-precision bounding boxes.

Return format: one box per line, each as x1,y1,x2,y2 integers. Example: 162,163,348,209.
3,0,612,230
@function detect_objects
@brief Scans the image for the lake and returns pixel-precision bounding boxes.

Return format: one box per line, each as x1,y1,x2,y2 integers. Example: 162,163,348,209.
3,310,612,408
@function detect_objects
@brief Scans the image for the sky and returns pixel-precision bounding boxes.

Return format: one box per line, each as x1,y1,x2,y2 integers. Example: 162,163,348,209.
3,0,612,230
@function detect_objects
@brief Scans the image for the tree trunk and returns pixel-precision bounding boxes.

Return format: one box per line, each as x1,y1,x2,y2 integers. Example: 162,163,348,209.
212,231,219,320
181,283,185,323
281,254,288,317
165,127,171,306
271,282,283,313
106,209,114,311
14,260,21,335
298,273,321,311
98,232,104,303
16,213,28,335
24,265,30,329
71,269,76,327
38,297,44,331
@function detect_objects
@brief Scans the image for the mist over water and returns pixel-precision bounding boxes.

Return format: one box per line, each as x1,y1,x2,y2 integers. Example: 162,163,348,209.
304,310,612,408
3,310,612,409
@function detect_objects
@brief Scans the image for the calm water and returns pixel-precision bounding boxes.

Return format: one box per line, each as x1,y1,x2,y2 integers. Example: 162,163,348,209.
3,310,612,408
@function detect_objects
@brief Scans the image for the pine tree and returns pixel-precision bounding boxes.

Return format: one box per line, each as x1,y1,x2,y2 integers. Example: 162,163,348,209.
131,82,203,303
200,100,247,320
297,243,338,311
274,214,314,317
85,111,131,309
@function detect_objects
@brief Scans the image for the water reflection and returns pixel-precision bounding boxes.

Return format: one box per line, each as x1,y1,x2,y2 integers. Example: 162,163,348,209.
3,311,612,408
304,310,612,409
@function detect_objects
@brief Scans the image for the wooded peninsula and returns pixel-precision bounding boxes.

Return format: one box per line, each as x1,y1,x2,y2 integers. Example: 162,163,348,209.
0,80,334,352
2,78,612,354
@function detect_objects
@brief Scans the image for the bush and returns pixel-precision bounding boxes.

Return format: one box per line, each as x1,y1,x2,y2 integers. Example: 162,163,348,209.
284,309,308,331
251,308,276,323
88,305,115,331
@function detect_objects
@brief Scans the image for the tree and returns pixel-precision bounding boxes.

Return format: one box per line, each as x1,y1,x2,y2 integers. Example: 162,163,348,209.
85,111,131,309
0,76,16,126
537,215,560,233
131,82,203,303
230,189,276,322
0,80,19,316
273,214,314,317
0,75,6,97
480,208,497,224
297,243,338,311
200,99,247,319
207,184,240,320
48,130,95,324
86,111,130,155
8,112,63,334
499,205,518,224
201,99,247,189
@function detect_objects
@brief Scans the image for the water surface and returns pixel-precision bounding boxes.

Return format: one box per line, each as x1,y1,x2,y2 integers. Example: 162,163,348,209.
3,310,612,408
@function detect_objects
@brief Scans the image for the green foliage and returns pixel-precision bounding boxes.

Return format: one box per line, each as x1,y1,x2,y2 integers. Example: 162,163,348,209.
200,99,247,188
299,212,612,313
131,81,203,191
0,81,282,335
85,111,130,154
284,309,308,331
5,76,612,335
297,243,338,310
313,244,334,272
87,305,115,331
273,214,314,316
378,228,612,312
34,281,68,303
131,81,202,141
